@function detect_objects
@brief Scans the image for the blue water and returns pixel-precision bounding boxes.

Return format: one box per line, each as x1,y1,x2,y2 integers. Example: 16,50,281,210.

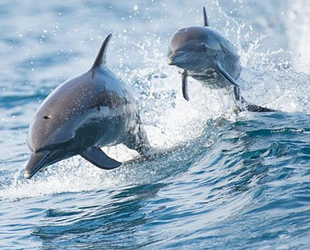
1,0,310,249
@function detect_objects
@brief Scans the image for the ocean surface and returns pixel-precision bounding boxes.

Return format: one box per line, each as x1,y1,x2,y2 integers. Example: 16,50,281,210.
1,0,310,249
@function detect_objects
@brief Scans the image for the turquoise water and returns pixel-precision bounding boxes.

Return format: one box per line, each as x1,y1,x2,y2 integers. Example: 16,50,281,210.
1,0,310,249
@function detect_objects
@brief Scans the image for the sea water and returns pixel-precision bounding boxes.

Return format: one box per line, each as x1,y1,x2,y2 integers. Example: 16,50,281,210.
1,0,310,249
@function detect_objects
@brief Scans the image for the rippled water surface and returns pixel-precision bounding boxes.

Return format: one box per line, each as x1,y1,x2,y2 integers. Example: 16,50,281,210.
1,0,310,249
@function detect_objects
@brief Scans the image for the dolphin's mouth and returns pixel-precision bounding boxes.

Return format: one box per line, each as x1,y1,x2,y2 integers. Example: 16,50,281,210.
24,151,51,179
24,148,74,179
167,51,191,66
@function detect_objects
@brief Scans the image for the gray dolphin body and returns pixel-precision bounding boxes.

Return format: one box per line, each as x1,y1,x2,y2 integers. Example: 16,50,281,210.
25,34,150,179
167,7,273,112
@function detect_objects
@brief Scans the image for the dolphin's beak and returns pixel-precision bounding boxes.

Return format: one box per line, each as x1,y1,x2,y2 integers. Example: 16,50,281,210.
167,51,189,66
167,53,176,65
24,151,51,179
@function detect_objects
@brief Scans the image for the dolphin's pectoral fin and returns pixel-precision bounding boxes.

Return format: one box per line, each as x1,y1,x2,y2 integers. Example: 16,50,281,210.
80,146,121,170
182,70,189,101
214,61,239,87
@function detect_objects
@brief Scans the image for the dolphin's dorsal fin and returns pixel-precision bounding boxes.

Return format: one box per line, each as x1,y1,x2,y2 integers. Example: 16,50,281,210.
91,34,112,69
203,7,209,27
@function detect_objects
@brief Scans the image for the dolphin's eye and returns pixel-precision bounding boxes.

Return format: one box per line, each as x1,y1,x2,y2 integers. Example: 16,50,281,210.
201,44,208,52
43,115,51,120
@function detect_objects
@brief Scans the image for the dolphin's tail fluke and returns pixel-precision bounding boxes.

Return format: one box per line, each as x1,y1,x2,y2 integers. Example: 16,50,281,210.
244,103,275,112
233,86,275,113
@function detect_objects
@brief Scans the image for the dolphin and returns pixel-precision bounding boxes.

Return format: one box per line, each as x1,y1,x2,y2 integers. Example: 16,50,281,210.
167,7,274,112
24,34,151,179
